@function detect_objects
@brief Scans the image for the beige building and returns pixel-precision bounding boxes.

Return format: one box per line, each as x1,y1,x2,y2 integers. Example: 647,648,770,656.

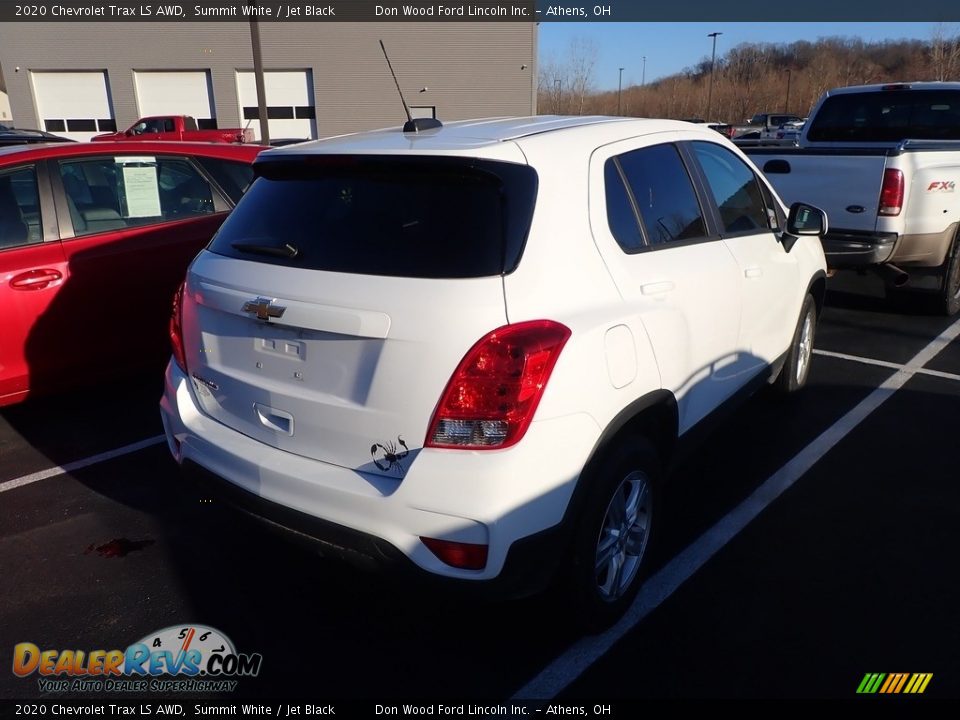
0,22,537,141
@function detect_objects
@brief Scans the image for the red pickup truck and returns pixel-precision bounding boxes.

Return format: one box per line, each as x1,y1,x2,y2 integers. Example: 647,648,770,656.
92,115,254,144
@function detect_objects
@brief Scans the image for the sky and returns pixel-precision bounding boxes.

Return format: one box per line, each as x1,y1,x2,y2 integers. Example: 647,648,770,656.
538,22,948,91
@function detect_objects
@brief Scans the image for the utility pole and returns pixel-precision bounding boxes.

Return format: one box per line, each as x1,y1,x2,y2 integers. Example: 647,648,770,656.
554,79,562,114
642,56,646,86
706,32,722,122
784,69,792,113
249,2,270,145
617,67,624,115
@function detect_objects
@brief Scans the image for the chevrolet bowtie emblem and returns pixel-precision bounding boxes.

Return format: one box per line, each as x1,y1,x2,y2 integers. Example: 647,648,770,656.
242,297,287,321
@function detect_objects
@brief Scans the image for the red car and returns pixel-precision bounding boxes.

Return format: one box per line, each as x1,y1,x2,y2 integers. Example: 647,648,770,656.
0,141,265,406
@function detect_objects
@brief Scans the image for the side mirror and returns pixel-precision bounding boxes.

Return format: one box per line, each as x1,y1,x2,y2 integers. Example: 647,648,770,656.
782,202,827,252
124,129,133,137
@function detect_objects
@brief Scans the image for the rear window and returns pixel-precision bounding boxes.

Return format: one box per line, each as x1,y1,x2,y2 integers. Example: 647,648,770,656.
807,90,960,142
207,156,538,278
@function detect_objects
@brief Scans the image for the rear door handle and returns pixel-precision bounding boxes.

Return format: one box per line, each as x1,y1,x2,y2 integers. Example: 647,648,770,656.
744,267,763,279
640,280,676,296
10,269,63,291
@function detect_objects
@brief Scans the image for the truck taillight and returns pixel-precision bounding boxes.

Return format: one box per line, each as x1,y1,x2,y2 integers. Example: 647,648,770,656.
879,169,904,216
425,320,571,450
169,281,187,372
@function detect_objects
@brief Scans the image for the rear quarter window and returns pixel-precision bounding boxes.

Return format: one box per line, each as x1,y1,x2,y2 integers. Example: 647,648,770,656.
207,156,538,278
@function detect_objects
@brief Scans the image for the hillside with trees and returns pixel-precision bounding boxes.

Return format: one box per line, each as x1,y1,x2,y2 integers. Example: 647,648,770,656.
539,30,960,122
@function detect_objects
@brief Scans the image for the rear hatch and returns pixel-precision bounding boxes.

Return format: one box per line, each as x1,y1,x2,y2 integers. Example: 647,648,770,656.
181,154,537,477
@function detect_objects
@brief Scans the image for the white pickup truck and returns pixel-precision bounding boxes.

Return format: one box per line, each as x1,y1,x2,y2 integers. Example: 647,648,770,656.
744,82,960,315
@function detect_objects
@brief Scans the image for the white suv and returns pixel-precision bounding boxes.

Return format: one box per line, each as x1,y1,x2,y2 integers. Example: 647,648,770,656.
160,116,827,625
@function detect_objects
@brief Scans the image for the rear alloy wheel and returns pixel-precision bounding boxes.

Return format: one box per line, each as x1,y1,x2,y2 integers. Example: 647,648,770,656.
569,439,659,629
774,293,817,394
594,470,653,602
937,234,960,317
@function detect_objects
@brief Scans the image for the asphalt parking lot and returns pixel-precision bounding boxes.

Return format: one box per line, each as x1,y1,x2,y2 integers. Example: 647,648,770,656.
1,271,958,701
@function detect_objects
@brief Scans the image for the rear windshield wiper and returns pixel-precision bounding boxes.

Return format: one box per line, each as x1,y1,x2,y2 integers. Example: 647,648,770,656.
231,241,299,259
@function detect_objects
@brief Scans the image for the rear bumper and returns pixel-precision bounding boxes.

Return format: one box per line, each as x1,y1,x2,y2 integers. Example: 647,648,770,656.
159,360,601,595
821,231,898,267
183,459,565,598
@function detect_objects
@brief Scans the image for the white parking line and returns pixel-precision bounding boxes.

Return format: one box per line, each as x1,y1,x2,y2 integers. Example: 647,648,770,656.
513,316,960,700
813,348,960,383
0,435,166,495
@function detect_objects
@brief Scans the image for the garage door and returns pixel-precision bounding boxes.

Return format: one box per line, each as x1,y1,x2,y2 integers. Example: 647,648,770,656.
0,91,11,123
135,71,217,129
32,71,116,141
237,70,316,142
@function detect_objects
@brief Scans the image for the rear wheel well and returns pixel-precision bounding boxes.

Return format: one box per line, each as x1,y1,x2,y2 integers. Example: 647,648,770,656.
578,393,678,498
607,402,677,469
534,393,678,597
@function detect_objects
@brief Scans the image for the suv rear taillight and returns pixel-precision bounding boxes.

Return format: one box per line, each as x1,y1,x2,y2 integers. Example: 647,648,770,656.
879,169,904,216
169,281,187,372
425,320,571,450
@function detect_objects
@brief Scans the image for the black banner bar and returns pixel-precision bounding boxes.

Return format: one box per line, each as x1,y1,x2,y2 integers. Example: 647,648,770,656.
0,0,958,22
0,699,635,719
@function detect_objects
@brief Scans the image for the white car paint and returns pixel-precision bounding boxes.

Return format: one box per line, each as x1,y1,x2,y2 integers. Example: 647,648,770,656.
160,115,826,588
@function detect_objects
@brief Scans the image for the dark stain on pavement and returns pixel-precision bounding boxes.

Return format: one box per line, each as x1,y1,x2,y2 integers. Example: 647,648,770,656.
84,538,155,558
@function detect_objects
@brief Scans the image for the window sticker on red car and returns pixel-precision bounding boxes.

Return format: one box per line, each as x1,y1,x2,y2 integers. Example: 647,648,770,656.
118,161,161,218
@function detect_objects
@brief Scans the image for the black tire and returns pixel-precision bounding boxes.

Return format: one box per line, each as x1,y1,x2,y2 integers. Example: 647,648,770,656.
937,234,960,317
567,437,659,631
774,293,817,394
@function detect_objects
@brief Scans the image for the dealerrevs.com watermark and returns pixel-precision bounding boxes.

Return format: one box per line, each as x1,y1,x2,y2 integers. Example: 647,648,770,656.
12,624,261,694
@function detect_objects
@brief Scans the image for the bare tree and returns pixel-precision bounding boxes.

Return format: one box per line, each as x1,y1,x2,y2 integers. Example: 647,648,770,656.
567,36,599,115
931,24,960,81
537,55,566,114
539,36,955,122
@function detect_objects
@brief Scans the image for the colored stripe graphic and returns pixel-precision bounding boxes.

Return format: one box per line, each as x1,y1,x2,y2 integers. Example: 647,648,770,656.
905,673,933,694
892,673,909,694
858,673,886,694
879,674,896,693
858,672,932,694
880,673,907,693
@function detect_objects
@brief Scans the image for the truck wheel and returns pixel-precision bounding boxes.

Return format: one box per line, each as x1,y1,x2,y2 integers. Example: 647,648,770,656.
774,294,817,394
568,437,659,630
937,234,960,316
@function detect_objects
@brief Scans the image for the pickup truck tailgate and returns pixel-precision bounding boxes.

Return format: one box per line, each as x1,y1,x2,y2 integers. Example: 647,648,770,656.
749,150,888,234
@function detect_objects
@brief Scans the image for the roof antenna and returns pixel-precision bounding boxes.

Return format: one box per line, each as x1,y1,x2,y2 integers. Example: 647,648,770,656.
379,39,442,134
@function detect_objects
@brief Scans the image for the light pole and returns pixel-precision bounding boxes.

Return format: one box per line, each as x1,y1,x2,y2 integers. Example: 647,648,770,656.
248,1,269,145
642,56,646,86
706,31,722,122
784,69,792,113
617,67,624,115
